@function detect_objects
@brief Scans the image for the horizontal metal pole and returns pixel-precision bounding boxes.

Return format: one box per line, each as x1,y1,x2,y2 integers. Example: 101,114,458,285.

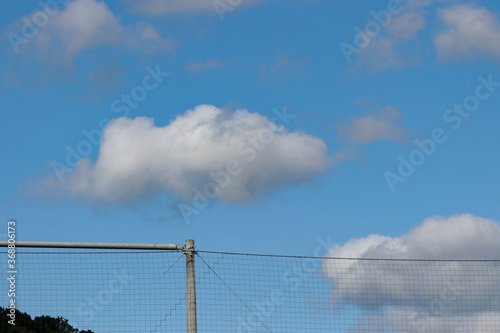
0,241,182,250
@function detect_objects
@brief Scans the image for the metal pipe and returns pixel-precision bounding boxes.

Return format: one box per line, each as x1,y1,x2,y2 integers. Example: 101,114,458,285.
0,241,181,250
185,239,197,333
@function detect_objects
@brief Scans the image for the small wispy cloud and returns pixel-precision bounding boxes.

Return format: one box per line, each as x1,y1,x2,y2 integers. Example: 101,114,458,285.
343,1,429,74
260,54,311,79
356,8,426,73
386,11,426,40
184,60,227,75
126,0,268,16
356,37,407,74
337,106,408,145
3,0,174,62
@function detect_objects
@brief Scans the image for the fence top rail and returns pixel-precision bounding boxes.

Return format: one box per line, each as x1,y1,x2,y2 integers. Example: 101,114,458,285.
0,241,183,250
196,250,500,262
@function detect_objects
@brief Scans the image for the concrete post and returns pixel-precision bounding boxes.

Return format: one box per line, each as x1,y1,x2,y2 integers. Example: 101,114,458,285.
185,239,197,333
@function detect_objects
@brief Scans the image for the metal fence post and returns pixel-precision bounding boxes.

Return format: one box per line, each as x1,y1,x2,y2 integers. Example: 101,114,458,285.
185,239,197,333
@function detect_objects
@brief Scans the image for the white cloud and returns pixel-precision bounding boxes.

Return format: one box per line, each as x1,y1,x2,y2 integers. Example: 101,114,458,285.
39,105,331,204
5,0,173,61
435,4,500,60
127,0,267,16
322,214,500,332
337,106,407,145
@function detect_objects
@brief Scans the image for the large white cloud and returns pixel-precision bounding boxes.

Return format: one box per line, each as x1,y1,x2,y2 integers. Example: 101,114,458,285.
322,214,500,332
41,105,331,204
435,4,500,60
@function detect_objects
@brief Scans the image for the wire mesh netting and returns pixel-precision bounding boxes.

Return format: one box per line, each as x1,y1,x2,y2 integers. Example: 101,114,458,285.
1,250,187,332
1,249,500,332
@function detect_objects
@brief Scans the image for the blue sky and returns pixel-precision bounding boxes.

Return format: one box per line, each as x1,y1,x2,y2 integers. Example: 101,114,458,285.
1,0,500,259
2,1,500,331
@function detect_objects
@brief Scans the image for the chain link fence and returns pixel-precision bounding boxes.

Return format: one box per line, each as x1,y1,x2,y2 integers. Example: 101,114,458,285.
1,246,500,332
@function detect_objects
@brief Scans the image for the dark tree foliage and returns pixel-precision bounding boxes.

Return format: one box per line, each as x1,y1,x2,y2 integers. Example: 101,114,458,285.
0,307,94,333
